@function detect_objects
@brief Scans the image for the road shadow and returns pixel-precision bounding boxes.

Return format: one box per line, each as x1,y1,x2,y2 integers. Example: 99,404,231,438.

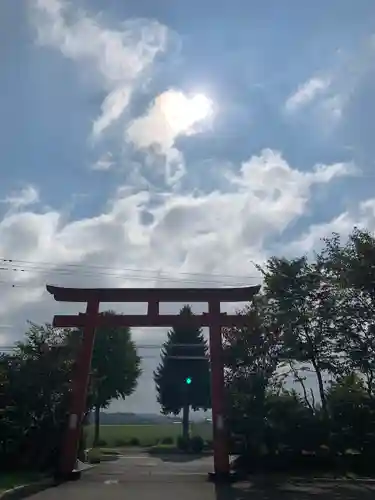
214,478,375,500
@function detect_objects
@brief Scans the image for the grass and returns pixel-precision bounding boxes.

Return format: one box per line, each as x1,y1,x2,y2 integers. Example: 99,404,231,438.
85,422,213,447
86,448,120,463
0,472,43,492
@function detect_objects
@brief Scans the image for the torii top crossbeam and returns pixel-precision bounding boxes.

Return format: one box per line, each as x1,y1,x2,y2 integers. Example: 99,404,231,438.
46,284,261,303
46,284,261,328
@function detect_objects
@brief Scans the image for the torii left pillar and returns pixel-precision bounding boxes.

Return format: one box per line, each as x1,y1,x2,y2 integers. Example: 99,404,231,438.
59,299,99,478
208,300,229,478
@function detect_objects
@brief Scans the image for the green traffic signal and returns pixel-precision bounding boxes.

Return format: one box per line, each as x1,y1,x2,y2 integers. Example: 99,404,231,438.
185,377,192,385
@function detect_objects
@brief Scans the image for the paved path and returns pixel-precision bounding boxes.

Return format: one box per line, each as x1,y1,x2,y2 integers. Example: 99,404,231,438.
28,451,375,500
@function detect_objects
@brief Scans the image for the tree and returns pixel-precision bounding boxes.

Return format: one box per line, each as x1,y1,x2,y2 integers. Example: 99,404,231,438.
87,311,142,446
0,354,13,461
259,256,342,413
0,323,77,471
154,305,211,441
318,229,375,397
320,228,375,299
223,296,282,453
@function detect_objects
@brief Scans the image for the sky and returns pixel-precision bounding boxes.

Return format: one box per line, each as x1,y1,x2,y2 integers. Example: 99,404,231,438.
1,0,375,414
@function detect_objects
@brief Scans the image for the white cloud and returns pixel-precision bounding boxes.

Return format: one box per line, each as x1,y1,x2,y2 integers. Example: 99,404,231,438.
285,77,331,113
0,149,355,331
92,87,132,138
284,199,375,257
285,36,375,127
91,152,114,171
31,0,169,137
2,186,39,210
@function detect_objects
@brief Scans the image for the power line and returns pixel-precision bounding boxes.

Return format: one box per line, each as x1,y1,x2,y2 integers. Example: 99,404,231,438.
2,257,370,286
0,279,254,290
0,258,260,281
0,266,258,287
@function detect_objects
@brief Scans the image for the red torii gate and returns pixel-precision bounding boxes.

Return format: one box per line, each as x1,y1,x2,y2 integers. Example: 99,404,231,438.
46,284,260,480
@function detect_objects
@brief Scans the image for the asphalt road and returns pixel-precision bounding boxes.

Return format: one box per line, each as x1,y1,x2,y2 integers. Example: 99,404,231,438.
28,451,375,500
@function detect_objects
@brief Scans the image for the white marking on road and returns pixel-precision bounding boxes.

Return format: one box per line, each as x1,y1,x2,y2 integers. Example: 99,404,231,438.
104,480,119,485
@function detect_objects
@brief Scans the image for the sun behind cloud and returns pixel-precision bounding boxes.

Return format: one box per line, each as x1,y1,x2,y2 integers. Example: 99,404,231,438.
126,90,214,153
162,92,213,132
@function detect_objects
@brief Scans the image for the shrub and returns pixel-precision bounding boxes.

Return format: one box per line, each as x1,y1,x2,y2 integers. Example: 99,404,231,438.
205,439,213,450
177,435,190,451
129,437,140,446
160,436,174,445
87,448,101,464
97,439,107,447
190,435,204,454
114,438,128,447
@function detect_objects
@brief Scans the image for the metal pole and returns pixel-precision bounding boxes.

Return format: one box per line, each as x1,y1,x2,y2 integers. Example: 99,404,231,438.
208,300,229,478
59,298,99,478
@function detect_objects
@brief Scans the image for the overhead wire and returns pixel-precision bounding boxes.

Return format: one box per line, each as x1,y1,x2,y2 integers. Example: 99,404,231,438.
0,258,260,281
0,267,258,288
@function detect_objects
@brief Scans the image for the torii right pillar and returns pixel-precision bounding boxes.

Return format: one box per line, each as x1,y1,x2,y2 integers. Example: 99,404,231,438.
208,300,230,480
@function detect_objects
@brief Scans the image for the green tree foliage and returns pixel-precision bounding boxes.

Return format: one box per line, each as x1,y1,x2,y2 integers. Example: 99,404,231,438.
258,256,342,413
87,311,142,445
319,228,375,397
223,297,282,452
1,316,141,471
154,305,210,441
326,374,375,454
264,390,317,453
0,323,77,471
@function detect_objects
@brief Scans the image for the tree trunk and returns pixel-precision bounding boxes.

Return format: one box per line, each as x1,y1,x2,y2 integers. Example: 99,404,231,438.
289,361,315,411
182,403,190,442
312,360,326,414
93,404,100,446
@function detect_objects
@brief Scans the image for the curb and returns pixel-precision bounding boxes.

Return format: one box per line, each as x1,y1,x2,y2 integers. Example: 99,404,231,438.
293,477,375,484
0,478,57,500
232,475,375,485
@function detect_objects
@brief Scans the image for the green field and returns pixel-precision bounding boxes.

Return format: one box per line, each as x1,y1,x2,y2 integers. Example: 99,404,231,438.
85,422,213,447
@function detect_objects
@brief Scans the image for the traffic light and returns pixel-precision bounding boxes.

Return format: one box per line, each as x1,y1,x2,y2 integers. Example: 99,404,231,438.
185,377,192,385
